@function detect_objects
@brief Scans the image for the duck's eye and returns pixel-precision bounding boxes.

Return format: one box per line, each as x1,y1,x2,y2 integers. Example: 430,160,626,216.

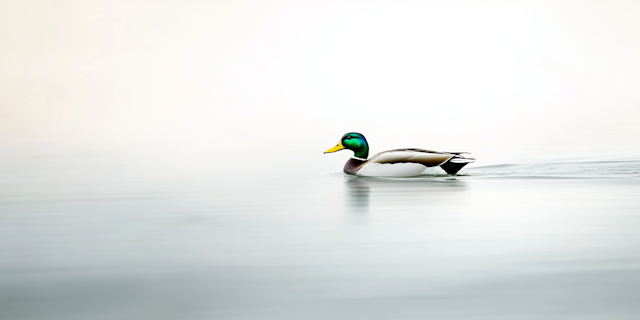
346,136,352,140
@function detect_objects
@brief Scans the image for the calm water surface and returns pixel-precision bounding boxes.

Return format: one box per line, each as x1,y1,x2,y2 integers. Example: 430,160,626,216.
1,151,640,319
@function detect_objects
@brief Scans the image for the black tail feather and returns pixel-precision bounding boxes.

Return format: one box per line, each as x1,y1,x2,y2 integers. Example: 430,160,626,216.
440,161,469,175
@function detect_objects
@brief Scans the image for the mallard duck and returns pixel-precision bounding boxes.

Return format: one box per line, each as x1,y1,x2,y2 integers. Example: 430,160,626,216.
324,132,474,177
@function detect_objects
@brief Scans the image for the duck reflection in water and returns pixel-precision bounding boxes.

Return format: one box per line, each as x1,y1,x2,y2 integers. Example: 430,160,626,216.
344,175,371,214
343,174,469,215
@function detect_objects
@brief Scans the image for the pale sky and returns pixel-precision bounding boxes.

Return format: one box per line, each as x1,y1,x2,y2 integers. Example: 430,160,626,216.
1,0,639,163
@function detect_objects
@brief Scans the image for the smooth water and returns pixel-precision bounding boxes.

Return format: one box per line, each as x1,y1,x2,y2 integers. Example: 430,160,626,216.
1,151,640,320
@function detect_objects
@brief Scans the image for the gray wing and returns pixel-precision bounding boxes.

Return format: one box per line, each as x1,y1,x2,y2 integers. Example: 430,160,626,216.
368,149,454,167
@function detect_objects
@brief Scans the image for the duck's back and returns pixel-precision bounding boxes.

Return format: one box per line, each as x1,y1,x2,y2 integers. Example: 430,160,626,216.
369,149,453,166
353,149,472,177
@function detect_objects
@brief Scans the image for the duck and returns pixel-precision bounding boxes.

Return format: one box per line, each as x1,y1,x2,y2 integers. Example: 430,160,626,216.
324,132,474,177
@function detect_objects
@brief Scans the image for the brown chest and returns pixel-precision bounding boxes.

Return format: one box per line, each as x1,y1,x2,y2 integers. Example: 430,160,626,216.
343,158,367,174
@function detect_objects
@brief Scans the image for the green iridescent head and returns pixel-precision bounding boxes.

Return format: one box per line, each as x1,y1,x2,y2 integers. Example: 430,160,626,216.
324,132,369,159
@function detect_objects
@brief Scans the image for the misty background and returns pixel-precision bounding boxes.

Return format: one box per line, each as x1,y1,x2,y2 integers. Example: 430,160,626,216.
1,0,639,167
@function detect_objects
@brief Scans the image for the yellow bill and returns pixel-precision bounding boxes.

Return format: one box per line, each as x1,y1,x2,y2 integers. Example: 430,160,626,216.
324,141,345,153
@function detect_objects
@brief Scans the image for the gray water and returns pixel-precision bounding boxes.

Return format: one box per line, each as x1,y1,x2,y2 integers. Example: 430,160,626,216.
1,151,640,320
